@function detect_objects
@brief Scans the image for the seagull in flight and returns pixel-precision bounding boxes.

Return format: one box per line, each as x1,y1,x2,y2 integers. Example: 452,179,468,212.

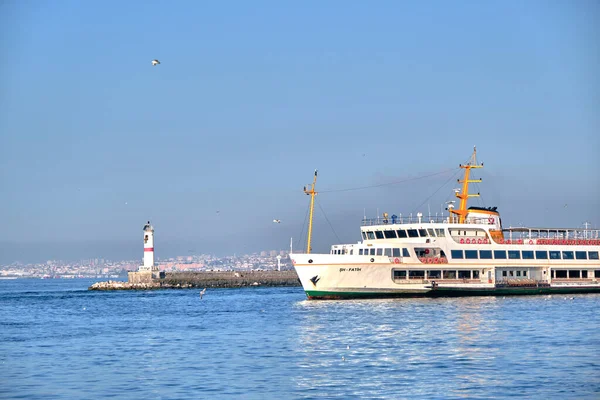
151,59,161,66
273,219,281,223
200,288,206,299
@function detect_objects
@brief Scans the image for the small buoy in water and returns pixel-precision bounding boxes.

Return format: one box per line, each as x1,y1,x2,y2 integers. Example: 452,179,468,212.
347,345,350,350
342,356,345,362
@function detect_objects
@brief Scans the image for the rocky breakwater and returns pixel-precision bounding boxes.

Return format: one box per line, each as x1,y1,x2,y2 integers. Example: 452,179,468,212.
160,270,301,288
89,280,161,290
88,270,301,291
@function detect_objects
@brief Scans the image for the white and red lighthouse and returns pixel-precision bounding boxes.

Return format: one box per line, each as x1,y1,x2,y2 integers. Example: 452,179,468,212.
139,221,156,272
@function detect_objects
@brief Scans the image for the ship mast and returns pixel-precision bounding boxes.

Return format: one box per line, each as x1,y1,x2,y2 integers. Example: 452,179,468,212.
450,146,483,223
304,170,318,254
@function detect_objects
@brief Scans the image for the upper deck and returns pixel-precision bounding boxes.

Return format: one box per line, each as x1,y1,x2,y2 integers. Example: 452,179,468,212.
360,216,600,244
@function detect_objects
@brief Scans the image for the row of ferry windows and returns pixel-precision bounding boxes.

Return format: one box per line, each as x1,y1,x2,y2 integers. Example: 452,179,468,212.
332,248,411,257
362,228,446,240
553,270,600,279
393,270,480,280
451,249,599,260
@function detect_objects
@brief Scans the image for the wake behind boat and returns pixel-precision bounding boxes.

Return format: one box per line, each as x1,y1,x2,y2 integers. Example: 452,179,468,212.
290,147,600,299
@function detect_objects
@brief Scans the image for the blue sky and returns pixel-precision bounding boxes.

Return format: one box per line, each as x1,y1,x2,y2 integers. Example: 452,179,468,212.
1,0,598,263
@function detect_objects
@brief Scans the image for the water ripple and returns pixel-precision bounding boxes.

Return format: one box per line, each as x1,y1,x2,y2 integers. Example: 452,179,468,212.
0,280,599,399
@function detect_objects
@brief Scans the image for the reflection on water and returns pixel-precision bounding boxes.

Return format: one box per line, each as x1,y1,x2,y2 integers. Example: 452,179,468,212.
293,295,600,399
1,280,599,400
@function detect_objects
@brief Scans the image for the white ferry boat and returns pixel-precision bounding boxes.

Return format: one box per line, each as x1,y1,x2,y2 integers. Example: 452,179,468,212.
290,148,600,299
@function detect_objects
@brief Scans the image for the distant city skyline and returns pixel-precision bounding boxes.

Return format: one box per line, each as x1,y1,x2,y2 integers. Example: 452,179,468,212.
1,1,598,264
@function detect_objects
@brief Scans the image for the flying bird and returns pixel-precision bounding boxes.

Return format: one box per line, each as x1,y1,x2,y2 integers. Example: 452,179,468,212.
273,219,281,223
151,59,160,66
200,288,206,299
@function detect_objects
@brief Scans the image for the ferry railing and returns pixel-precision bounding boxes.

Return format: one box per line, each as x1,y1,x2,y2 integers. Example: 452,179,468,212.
499,228,600,244
361,215,494,226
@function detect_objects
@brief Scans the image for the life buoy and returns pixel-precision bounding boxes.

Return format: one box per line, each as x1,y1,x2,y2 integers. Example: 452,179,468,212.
460,238,465,244
498,238,504,244
488,217,495,224
434,257,439,263
578,240,584,245
466,238,471,244
517,239,523,244
425,249,430,254
477,238,482,244
528,240,533,245
394,258,400,264
483,238,488,244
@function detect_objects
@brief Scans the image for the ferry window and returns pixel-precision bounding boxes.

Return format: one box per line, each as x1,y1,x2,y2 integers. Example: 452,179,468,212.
350,250,353,255
427,270,441,279
502,271,507,277
555,270,567,278
418,229,428,237
549,251,561,260
403,248,410,257
451,250,464,259
508,250,521,259
562,251,574,260
575,251,587,260
568,270,579,278
384,248,392,257
362,232,367,240
427,229,436,237
523,270,527,277
436,229,446,237
581,270,588,278
509,271,514,277
370,248,376,256
443,270,456,279
494,250,507,259
535,251,548,259
458,270,471,279
522,251,534,260
465,250,478,259
589,251,599,260
407,229,419,238
393,270,407,280
397,230,408,238
359,249,364,255
375,231,384,239
384,230,397,239
595,270,600,278
376,248,383,256
472,270,480,279
479,250,492,259
409,270,425,279
393,248,401,257
516,271,521,277
367,231,375,240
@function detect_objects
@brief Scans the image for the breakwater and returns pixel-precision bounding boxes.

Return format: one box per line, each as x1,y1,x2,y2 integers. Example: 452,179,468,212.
88,270,301,290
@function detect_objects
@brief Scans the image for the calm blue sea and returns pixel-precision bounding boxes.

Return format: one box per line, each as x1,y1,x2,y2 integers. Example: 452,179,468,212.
0,279,599,400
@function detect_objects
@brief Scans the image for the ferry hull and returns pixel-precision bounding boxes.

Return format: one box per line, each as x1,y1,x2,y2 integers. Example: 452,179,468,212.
305,286,600,300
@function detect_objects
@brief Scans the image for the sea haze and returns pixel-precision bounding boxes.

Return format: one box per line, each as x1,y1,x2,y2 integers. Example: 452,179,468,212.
0,279,599,399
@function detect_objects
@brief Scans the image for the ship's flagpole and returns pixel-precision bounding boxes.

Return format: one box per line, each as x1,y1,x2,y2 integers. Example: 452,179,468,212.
304,170,318,254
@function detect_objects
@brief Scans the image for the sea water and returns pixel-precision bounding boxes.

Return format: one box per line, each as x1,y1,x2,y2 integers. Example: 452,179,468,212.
0,279,599,399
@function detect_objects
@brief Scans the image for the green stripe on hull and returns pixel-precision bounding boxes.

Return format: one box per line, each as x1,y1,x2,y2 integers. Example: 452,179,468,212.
305,286,600,300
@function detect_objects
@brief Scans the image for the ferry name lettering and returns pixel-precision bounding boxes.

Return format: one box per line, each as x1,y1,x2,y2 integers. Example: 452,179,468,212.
339,267,361,272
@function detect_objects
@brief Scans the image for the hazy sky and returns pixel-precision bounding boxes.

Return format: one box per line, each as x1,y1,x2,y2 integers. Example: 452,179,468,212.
1,0,598,263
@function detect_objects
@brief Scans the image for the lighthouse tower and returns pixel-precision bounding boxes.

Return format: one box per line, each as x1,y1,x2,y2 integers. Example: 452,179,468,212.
139,221,158,276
